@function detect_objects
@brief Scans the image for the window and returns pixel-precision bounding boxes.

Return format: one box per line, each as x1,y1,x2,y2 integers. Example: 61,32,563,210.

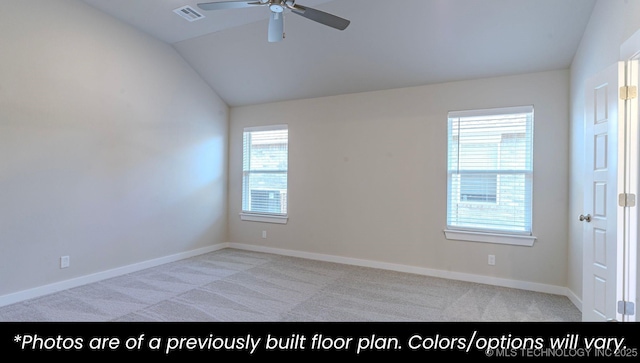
460,173,497,203
445,106,536,246
241,125,288,224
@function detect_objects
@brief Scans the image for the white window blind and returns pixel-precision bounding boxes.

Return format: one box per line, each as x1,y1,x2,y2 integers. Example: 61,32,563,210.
447,106,534,235
242,125,288,217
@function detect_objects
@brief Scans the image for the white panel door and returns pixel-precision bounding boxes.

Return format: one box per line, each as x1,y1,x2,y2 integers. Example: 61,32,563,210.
582,62,625,322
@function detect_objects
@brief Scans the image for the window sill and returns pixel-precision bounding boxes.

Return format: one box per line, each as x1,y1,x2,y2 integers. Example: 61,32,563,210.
240,213,288,224
443,229,536,246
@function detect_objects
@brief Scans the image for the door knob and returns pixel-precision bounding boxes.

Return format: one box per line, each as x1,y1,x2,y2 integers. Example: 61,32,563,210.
579,214,592,222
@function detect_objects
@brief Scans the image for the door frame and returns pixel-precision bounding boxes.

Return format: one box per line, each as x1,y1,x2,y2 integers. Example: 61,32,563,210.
619,29,640,322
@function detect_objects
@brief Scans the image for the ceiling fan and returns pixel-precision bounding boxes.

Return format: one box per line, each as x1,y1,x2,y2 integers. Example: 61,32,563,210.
197,0,350,42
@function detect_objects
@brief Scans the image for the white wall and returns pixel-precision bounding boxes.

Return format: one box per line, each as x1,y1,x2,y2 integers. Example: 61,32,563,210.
0,0,228,298
229,69,570,289
568,0,640,304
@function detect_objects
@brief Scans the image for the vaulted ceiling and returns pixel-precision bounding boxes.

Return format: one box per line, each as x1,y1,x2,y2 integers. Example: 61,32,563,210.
81,0,597,107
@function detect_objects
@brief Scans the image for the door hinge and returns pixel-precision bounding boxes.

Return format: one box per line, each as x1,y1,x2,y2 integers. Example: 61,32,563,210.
620,85,638,100
618,300,635,316
619,193,636,207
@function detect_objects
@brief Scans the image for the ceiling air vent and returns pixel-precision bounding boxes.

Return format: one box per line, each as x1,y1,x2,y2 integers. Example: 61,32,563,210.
173,6,205,22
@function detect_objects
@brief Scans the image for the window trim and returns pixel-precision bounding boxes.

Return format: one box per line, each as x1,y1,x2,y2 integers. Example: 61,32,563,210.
241,124,289,225
443,229,536,247
240,212,288,224
444,105,537,246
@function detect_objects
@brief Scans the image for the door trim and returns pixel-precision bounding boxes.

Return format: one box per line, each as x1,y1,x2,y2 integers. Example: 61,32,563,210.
619,29,640,322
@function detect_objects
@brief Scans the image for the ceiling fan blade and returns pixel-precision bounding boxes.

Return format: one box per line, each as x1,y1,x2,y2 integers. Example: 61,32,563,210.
290,5,350,31
268,12,285,42
197,1,263,11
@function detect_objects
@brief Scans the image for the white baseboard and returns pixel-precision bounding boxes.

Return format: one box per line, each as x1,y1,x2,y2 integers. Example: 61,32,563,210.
0,244,226,308
1,242,583,314
228,242,573,298
566,288,583,312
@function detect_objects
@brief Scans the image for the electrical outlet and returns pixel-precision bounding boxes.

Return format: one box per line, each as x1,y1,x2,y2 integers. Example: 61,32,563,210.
60,256,70,269
488,255,495,266
262,230,267,239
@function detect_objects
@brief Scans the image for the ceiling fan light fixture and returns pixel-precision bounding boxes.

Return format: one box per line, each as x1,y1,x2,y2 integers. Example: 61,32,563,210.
270,4,285,13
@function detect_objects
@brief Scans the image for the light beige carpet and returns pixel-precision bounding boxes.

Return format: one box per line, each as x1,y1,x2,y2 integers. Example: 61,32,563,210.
0,248,581,322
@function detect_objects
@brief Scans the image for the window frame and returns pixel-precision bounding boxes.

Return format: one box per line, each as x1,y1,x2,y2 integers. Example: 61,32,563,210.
240,124,289,224
444,106,537,246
